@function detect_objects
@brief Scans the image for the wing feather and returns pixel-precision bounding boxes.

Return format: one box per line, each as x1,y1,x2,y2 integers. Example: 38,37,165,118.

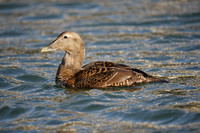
73,66,133,88
66,61,166,89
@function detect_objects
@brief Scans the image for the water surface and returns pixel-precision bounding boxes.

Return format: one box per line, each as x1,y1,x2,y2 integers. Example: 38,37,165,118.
0,0,200,132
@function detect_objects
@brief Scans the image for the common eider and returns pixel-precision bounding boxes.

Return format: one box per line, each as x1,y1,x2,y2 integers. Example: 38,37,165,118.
41,31,168,89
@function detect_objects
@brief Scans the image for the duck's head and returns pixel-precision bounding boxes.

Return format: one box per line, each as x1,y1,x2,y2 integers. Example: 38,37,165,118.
41,31,85,56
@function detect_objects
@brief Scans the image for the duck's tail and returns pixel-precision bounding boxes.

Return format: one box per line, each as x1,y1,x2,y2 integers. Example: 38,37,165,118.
131,68,169,84
148,76,169,83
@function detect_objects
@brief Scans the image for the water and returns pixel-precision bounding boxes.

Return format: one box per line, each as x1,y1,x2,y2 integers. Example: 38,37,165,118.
0,0,200,132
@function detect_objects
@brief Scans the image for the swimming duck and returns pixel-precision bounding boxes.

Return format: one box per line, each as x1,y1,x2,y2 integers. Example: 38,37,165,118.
41,31,168,89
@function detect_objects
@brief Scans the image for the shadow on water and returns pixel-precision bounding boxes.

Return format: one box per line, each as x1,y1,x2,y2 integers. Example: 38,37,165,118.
64,86,143,94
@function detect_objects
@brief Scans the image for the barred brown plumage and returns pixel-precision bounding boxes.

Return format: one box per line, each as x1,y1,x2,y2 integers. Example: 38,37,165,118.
41,31,169,89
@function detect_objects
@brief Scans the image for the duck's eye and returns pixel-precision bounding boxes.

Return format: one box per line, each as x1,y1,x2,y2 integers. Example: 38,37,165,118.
64,36,67,39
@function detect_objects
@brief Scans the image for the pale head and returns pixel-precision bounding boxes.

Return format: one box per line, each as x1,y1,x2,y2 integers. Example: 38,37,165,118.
41,31,85,55
41,31,85,69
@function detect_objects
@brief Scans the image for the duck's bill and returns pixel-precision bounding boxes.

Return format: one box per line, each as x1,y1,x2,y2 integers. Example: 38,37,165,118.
41,46,56,52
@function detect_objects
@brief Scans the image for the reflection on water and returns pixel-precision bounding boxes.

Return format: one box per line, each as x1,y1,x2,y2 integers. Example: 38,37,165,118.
0,0,200,132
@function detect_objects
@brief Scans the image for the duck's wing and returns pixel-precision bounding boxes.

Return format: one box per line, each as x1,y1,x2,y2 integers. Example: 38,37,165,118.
71,66,134,89
82,61,153,81
71,61,168,89
82,61,132,69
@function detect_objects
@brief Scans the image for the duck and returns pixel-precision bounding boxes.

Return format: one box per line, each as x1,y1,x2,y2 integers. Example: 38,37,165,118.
41,31,168,89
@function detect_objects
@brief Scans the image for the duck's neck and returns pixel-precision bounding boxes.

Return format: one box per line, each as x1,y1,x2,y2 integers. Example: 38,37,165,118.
56,51,85,85
62,52,84,69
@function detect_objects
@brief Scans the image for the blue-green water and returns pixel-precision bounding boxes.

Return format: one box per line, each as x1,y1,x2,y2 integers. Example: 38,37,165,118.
0,0,200,132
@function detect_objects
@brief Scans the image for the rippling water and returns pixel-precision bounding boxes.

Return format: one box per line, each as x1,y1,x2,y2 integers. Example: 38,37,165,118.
0,0,200,132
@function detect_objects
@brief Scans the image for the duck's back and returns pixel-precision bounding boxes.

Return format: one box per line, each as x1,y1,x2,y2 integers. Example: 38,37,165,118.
66,61,166,89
